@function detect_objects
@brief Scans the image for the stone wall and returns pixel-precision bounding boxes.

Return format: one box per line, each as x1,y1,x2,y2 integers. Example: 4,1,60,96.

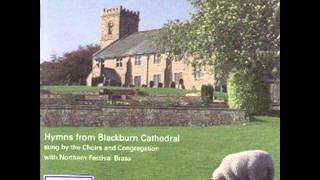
40,105,248,127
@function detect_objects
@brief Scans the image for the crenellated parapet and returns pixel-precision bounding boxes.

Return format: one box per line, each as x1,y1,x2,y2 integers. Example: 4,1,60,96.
101,6,139,19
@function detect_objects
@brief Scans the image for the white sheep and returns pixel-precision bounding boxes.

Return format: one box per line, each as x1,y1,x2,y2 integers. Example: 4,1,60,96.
211,150,274,180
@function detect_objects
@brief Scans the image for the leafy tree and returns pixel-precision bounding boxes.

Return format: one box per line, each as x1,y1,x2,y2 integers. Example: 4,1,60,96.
154,0,279,114
40,44,100,85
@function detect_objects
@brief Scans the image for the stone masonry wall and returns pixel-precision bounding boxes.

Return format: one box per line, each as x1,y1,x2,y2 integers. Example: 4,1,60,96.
40,105,248,127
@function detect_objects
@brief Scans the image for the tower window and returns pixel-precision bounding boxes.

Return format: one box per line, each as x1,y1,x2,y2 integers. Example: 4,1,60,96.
116,57,123,67
108,22,113,35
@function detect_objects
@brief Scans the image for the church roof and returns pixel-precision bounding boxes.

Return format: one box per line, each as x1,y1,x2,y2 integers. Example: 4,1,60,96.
94,29,160,59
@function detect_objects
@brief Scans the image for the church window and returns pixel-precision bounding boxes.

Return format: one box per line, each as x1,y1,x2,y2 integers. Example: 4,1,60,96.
116,57,123,67
108,22,113,35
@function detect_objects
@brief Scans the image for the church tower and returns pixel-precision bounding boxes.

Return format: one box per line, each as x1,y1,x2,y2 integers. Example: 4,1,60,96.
100,6,140,49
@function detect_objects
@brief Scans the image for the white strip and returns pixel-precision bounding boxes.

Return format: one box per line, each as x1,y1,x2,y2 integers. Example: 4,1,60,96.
44,175,94,180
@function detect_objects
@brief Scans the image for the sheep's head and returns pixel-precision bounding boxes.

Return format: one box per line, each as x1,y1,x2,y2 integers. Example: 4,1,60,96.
211,168,226,180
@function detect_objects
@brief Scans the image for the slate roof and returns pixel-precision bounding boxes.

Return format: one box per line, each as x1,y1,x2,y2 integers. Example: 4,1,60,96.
94,29,160,59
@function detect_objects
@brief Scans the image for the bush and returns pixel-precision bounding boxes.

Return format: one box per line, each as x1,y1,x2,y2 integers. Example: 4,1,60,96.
179,78,184,86
99,88,110,95
124,59,133,86
149,81,154,88
158,82,163,88
227,69,270,115
91,77,102,86
201,84,214,105
170,82,176,88
141,84,147,87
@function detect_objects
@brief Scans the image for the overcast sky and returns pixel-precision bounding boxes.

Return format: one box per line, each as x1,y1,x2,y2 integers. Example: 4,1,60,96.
40,0,194,62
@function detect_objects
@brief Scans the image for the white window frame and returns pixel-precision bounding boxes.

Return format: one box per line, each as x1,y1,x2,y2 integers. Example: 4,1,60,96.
194,65,204,79
135,55,142,66
154,54,161,64
116,57,123,67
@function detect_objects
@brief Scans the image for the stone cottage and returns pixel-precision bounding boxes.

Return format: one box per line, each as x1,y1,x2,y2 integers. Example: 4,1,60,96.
86,6,215,89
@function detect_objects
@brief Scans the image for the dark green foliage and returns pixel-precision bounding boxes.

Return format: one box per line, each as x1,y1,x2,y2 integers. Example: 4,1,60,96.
40,44,100,85
99,88,108,95
179,79,184,86
158,83,163,88
149,81,154,88
227,69,270,115
170,82,176,88
201,84,214,105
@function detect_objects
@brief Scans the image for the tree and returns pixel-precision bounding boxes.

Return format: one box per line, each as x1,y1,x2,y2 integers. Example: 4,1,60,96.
164,57,173,87
154,0,280,114
124,58,133,86
40,44,100,85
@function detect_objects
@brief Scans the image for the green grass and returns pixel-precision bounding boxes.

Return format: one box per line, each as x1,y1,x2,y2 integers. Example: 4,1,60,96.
41,116,279,180
41,85,199,96
41,85,228,100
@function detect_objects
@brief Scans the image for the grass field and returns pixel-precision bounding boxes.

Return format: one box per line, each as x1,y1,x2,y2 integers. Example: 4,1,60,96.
41,85,199,96
41,116,280,180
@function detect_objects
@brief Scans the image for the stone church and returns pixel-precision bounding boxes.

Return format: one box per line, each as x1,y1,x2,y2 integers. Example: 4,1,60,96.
86,6,215,89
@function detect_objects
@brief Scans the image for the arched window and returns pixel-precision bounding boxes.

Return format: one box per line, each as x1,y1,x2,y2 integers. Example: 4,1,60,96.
108,22,113,35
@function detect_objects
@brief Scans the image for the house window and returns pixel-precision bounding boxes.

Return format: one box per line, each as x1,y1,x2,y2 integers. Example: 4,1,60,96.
153,74,161,87
116,57,123,67
194,65,204,79
135,55,142,65
134,76,141,87
108,22,113,35
154,54,161,64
